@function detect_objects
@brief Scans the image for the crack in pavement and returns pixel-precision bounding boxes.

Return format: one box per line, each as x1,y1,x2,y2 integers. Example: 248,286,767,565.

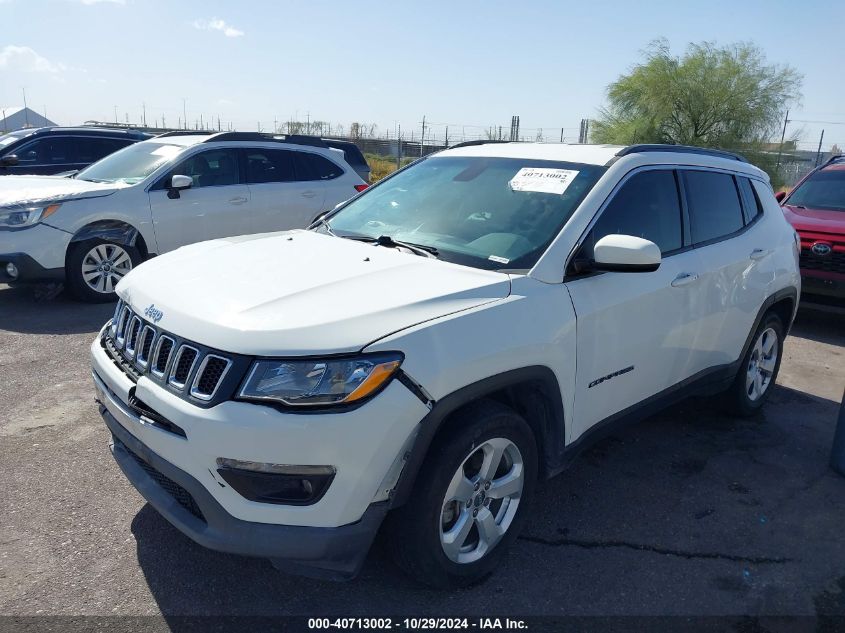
518,534,791,564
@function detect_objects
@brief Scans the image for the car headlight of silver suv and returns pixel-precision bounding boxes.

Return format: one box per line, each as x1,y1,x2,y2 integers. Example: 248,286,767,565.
238,352,403,407
0,203,61,228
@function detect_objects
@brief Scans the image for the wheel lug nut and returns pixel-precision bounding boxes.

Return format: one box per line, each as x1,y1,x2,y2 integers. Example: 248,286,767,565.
484,481,491,490
472,509,478,517
474,482,480,491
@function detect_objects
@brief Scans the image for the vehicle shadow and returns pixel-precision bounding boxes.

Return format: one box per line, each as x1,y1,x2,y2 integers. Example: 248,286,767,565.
0,283,114,335
791,307,845,347
130,383,845,618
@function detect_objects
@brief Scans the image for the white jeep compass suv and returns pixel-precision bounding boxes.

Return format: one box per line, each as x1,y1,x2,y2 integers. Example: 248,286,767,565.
0,132,367,301
90,142,800,587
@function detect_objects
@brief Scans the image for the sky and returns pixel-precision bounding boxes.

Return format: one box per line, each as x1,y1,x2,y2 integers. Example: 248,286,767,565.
2,0,844,151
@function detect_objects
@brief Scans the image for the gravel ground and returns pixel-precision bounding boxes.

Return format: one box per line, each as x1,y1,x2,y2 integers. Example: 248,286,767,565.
1,283,843,620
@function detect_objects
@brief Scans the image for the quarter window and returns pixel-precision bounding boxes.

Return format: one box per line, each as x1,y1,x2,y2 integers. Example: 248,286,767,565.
737,177,763,224
245,149,295,184
585,169,683,257
683,171,744,244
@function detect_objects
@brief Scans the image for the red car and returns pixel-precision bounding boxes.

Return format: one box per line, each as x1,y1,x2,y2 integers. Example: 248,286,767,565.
777,155,845,303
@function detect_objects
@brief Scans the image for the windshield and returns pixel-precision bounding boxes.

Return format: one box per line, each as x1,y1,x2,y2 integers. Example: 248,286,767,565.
787,167,845,212
76,142,184,185
325,156,605,271
0,131,30,149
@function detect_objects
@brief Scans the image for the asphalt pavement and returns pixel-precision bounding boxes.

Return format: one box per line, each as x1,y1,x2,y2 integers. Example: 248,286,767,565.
1,283,843,620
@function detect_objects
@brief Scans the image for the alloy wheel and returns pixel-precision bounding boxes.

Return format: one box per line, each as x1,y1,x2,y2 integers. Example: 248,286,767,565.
746,327,779,401
439,437,524,564
81,243,132,294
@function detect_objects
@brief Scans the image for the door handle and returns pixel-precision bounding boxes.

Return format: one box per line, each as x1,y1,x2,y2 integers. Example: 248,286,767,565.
749,248,771,261
301,190,317,199
228,196,248,205
671,272,700,287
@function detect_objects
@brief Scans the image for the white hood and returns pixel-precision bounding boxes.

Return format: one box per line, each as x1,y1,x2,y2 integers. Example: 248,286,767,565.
0,175,123,207
118,230,511,355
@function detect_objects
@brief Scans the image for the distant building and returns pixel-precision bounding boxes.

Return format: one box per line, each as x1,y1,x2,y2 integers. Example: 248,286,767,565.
0,107,57,132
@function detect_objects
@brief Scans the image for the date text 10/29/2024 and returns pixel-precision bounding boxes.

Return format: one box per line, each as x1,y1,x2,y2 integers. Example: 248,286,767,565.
308,618,529,630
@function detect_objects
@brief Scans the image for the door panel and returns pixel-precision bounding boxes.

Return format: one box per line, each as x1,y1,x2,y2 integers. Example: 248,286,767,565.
148,148,250,253
567,168,701,440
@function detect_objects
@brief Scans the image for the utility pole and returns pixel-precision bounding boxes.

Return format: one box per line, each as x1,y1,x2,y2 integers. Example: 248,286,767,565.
775,109,790,170
445,125,449,148
142,102,146,126
114,105,118,124
22,88,29,126
183,99,187,130
396,123,402,169
560,128,564,143
420,115,426,157
815,129,825,167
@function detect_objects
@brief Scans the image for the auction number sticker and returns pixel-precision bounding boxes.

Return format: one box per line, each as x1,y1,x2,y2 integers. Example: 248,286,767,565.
509,167,579,195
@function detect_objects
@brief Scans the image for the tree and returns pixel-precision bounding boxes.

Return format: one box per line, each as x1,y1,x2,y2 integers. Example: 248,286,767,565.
831,144,842,156
592,40,802,151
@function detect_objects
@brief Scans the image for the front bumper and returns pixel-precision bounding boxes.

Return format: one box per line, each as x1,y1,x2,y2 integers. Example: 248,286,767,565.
0,223,72,282
101,404,387,580
801,272,845,300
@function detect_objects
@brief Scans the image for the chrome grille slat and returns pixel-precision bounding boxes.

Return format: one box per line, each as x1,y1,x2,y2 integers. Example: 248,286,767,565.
104,306,232,401
151,335,175,378
190,355,232,401
168,345,200,390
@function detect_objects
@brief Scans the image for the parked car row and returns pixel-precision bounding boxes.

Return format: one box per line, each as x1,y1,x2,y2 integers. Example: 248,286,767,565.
0,130,368,301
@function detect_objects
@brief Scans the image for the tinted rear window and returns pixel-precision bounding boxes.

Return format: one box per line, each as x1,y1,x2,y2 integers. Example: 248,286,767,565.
295,152,343,180
683,171,744,244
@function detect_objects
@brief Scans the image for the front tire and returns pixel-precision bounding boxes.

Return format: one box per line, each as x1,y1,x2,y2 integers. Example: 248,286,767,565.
66,239,140,303
726,311,785,416
386,400,537,588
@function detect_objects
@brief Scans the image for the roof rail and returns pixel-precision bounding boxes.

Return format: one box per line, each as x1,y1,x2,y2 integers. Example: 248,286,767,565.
448,140,513,150
821,153,844,167
201,132,328,148
615,144,748,163
156,130,215,138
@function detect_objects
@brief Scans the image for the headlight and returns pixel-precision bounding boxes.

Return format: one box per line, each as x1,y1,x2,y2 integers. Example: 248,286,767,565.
0,203,61,228
239,352,403,407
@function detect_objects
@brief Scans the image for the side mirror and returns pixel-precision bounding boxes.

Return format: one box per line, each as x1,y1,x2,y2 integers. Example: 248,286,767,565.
167,174,193,199
774,191,787,203
593,234,661,272
1,154,19,167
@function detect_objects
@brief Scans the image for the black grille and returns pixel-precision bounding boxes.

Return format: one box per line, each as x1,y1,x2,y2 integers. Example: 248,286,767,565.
139,327,155,363
800,248,845,274
172,347,198,385
104,301,234,403
153,337,174,375
121,439,205,523
195,357,229,397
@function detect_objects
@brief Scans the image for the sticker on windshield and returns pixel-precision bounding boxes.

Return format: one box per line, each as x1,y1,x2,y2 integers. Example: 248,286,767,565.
488,255,510,264
509,168,580,195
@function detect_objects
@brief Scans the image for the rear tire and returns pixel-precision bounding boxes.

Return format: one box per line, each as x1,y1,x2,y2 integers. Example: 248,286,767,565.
66,238,140,303
726,311,784,416
386,400,537,588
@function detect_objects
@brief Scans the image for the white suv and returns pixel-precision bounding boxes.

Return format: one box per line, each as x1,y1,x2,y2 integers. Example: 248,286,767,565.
90,142,800,587
0,132,367,301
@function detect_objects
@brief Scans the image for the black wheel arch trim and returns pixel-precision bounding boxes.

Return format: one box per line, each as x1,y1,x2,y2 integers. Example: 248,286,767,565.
69,220,142,248
390,365,566,509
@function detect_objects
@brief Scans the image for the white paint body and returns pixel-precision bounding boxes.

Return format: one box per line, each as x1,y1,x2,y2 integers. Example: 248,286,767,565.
0,135,366,272
91,143,800,530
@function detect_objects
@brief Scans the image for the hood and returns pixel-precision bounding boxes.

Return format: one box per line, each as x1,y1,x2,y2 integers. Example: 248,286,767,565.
782,204,845,235
0,175,124,208
118,230,511,355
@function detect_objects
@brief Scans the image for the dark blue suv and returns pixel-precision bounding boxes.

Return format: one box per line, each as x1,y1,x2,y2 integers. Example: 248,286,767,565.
0,127,151,176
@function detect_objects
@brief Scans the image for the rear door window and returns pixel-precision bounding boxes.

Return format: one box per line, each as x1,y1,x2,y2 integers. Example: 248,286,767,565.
14,137,78,165
170,149,240,188
294,152,343,181
244,149,295,184
683,170,745,244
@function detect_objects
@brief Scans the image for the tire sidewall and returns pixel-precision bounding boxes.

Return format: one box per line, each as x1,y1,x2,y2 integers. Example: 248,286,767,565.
403,405,538,586
66,238,140,303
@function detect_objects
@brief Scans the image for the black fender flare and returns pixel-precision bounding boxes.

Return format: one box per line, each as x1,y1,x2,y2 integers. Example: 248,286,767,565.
389,366,566,509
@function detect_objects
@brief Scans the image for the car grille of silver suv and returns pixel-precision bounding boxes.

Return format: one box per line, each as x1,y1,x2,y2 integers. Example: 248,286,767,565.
103,300,233,403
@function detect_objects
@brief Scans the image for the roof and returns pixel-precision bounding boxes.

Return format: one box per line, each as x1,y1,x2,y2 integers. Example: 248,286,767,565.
441,142,623,165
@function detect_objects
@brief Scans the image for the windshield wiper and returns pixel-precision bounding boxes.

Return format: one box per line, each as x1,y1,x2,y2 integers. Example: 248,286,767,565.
346,234,439,258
